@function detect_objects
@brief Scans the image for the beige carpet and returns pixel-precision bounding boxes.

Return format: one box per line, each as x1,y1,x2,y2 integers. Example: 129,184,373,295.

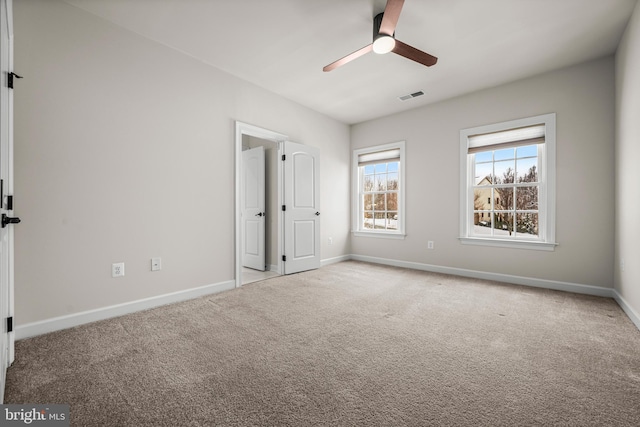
5,261,640,426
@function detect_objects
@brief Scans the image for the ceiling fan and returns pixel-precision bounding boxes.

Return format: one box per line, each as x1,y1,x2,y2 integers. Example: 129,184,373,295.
323,0,437,72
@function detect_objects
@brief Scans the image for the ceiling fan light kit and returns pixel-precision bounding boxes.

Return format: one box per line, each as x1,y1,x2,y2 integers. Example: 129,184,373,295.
373,36,395,54
323,0,437,72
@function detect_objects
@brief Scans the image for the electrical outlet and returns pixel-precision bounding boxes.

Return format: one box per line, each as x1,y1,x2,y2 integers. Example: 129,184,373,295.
328,237,333,245
151,257,162,271
112,262,125,278
428,241,434,250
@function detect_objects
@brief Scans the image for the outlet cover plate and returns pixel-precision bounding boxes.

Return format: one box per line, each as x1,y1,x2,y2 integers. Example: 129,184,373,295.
112,262,125,278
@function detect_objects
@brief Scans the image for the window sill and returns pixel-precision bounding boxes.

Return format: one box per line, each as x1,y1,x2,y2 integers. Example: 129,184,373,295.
352,231,406,240
459,237,557,251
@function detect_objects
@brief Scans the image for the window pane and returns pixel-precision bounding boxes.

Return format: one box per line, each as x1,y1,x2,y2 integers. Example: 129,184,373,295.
386,212,398,230
494,212,514,236
474,212,491,227
363,211,373,229
517,158,538,182
363,175,374,191
375,163,387,173
387,172,398,190
474,188,490,210
374,194,385,210
474,214,493,235
475,151,492,163
364,194,373,210
494,161,515,184
494,148,515,161
516,213,538,237
364,165,375,175
475,162,493,185
387,192,398,210
495,187,513,210
516,186,538,210
376,174,387,191
387,162,398,172
374,212,386,229
516,145,537,158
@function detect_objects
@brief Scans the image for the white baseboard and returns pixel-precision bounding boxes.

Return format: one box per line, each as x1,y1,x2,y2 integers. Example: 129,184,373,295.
349,254,614,298
321,254,351,267
16,280,236,340
612,290,640,330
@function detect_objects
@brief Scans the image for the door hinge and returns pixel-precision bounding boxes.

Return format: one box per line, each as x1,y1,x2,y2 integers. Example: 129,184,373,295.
282,205,286,211
282,255,286,262
282,155,286,161
8,72,22,89
7,316,13,333
7,195,13,210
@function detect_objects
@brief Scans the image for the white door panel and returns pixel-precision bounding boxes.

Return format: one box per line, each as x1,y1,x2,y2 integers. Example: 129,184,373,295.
241,147,265,271
283,142,320,274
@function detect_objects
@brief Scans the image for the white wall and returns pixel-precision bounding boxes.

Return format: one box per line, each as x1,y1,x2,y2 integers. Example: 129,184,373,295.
615,2,640,316
13,0,350,325
351,57,616,288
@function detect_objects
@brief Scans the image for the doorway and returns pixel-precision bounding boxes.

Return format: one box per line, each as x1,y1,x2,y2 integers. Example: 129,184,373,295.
234,122,287,287
234,122,322,287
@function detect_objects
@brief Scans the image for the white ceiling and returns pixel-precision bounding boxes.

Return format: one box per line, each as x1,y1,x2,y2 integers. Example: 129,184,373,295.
63,0,637,124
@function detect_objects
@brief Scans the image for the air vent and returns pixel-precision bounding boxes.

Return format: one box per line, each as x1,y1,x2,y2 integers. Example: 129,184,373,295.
398,90,425,101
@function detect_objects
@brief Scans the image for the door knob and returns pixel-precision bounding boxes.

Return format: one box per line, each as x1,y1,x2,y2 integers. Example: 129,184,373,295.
255,212,265,217
315,212,320,216
1,214,21,228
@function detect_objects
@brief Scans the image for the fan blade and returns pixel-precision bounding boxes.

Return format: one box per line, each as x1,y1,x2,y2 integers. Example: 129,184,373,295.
379,0,405,36
323,44,373,72
392,40,438,67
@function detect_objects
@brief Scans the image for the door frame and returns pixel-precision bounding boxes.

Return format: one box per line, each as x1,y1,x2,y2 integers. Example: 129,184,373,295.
234,121,287,288
0,0,14,403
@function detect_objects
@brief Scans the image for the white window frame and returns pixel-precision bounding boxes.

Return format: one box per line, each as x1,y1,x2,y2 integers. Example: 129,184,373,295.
459,113,557,251
352,141,406,239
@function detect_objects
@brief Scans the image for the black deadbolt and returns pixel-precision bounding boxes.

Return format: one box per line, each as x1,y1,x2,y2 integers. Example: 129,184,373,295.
1,214,20,228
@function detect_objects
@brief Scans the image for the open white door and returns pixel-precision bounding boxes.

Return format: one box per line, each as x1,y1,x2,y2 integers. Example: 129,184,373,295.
241,146,266,271
282,142,320,275
0,0,15,403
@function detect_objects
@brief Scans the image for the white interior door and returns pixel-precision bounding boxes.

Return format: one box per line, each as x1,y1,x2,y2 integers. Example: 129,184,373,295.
241,146,266,271
283,142,320,275
0,0,14,403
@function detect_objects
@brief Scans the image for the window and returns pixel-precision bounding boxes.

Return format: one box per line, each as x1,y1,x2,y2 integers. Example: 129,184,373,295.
459,114,556,250
352,141,405,238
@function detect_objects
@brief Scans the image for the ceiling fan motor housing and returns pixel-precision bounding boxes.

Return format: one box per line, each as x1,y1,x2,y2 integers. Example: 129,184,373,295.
373,12,394,39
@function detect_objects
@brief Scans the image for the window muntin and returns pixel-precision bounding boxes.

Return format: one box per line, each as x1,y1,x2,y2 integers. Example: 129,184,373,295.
352,141,405,238
460,114,556,250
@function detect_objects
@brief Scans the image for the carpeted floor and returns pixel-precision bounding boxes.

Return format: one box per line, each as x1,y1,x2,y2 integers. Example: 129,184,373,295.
5,261,640,426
